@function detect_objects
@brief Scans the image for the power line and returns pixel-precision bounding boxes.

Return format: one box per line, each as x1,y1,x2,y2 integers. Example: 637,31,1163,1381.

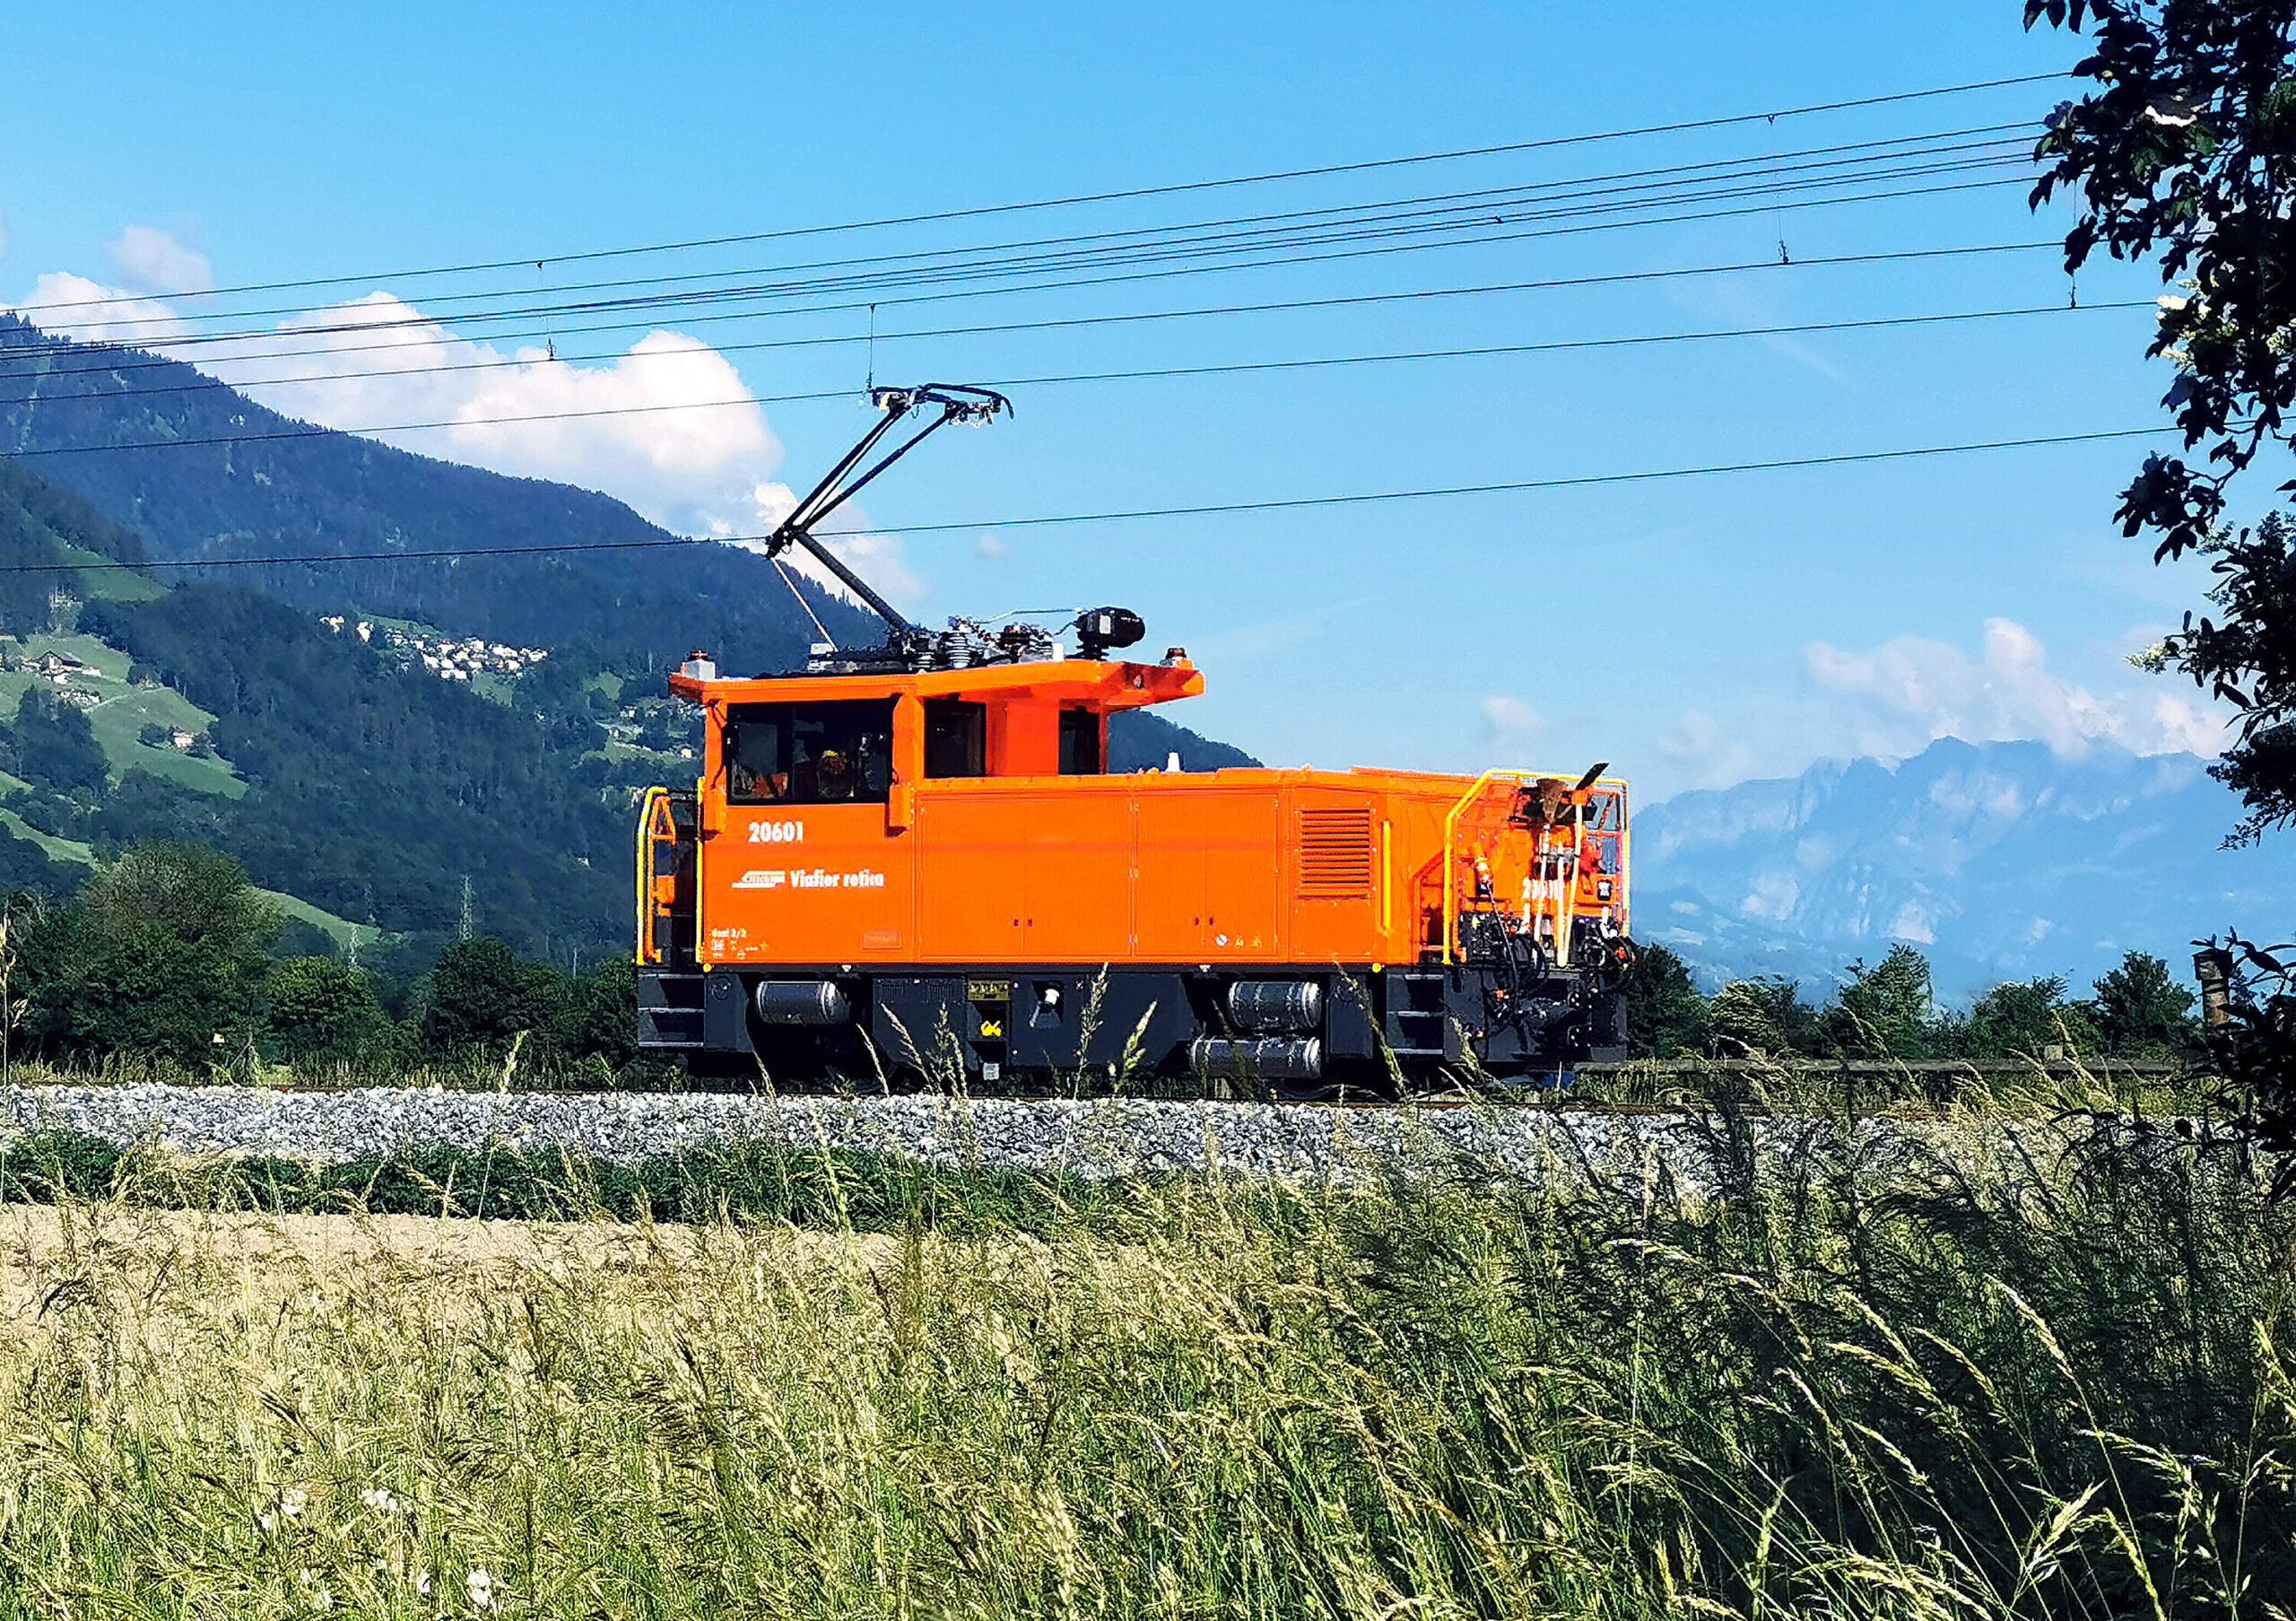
28,123,2032,340
11,73,2066,317
0,240,2066,404
0,424,2173,576
24,153,2036,360
6,169,2042,419
859,429,2181,535
0,301,2144,457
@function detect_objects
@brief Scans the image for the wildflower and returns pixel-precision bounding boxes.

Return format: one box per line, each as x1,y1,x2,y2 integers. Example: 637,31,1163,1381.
415,1571,433,1596
278,1486,309,1521
466,1567,496,1612
360,1486,401,1513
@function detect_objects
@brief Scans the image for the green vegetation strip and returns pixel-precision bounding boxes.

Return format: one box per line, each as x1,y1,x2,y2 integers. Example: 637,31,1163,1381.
0,1128,1121,1234
0,1102,2288,1616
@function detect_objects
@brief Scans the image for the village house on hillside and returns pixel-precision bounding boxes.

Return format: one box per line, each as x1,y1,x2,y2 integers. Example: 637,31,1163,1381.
22,649,88,683
318,615,548,682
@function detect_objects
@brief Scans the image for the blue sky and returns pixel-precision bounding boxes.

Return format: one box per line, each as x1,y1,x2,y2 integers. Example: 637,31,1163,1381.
0,1,2235,800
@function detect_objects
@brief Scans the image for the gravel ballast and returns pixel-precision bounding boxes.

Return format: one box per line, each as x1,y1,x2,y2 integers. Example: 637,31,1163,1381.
0,1083,2040,1186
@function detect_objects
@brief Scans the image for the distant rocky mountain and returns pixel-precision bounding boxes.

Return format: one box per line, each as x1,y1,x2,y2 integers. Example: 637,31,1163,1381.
1634,736,2296,999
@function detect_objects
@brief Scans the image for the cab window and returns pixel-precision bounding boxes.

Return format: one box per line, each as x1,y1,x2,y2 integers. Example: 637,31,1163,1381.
723,700,893,804
924,699,987,779
1058,708,1101,775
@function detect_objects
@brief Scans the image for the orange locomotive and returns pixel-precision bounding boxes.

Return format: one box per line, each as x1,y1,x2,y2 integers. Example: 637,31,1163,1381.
635,387,1637,1091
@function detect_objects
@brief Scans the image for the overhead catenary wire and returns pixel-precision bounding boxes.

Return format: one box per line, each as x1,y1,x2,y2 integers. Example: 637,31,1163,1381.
19,154,2039,362
0,240,2069,407
23,122,2037,340
0,425,2181,576
0,301,2150,457
9,72,2066,318
9,148,2039,367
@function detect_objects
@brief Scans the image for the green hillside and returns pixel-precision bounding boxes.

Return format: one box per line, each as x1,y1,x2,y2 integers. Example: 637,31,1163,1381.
0,331,1259,965
0,452,687,957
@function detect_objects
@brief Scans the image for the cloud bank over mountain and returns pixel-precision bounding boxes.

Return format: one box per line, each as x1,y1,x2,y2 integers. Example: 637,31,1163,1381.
4,231,926,612
1648,615,2233,800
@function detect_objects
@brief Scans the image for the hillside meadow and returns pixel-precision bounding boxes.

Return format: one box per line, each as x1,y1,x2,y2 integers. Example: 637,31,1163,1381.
0,1071,2285,1619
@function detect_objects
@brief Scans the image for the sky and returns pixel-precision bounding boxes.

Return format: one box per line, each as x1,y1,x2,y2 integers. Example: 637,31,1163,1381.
0,0,2248,803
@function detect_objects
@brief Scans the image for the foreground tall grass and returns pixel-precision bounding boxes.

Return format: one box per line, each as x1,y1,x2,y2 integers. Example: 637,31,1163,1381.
0,1104,2287,1617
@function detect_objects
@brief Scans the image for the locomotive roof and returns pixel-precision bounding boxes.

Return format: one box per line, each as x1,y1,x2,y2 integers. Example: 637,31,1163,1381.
667,654,1205,711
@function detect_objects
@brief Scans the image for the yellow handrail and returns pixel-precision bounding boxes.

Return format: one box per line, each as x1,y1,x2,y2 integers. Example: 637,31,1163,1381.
1439,770,1631,965
635,787,671,963
1440,770,1522,965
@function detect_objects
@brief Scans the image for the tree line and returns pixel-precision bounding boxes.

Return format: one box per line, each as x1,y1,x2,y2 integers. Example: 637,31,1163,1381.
0,841,644,1082
1624,940,2201,1064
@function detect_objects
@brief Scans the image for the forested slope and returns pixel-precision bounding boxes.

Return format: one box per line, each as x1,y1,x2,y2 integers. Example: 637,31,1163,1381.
72,587,639,955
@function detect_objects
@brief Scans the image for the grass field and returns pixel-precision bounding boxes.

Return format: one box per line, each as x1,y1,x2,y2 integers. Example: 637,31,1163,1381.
0,1085,2286,1618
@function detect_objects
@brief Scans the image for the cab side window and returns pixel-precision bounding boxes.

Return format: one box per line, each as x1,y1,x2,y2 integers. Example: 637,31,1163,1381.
1058,708,1101,775
725,700,894,804
924,699,987,779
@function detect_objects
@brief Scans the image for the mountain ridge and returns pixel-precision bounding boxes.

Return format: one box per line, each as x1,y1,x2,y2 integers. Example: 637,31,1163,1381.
1634,736,2292,998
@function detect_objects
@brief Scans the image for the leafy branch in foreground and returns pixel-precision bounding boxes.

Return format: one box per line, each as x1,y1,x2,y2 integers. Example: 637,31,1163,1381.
2029,0,2296,844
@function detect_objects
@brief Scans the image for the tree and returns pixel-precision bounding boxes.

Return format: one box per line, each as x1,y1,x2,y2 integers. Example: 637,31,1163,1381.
1825,946,1936,1059
5,687,107,795
1625,944,1710,1058
1960,977,2103,1060
26,842,280,1065
2090,949,2202,1056
2028,1,2296,841
59,929,256,1066
1709,978,1821,1059
422,937,566,1060
264,956,390,1066
81,842,279,966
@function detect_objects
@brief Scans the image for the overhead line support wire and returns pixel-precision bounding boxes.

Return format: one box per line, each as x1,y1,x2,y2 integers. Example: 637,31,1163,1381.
20,170,2040,363
29,122,2036,337
0,301,2149,452
0,240,2068,401
0,424,2179,576
11,72,2066,316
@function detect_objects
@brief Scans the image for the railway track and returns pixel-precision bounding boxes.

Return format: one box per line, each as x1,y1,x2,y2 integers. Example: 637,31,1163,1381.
246,1053,2189,1121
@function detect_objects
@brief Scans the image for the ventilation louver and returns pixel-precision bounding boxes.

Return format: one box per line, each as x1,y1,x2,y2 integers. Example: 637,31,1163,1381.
1298,807,1375,897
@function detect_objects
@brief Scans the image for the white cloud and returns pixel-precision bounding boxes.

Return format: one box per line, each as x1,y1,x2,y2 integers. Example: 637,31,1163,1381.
1630,620,2239,801
974,533,1010,561
1804,617,2233,760
4,271,191,346
107,225,212,295
1666,271,1850,383
196,292,815,546
1478,694,1542,763
816,530,928,612
714,479,926,614
7,269,935,602
1655,706,1761,789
